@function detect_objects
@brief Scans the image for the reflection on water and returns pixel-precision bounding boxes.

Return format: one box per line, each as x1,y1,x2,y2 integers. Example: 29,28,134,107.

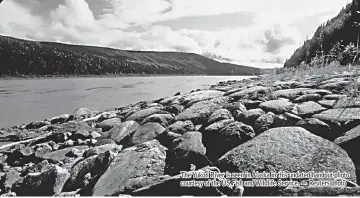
0,76,254,128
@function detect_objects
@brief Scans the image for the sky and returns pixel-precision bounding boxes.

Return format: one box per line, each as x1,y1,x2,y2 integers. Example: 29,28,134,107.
0,0,352,68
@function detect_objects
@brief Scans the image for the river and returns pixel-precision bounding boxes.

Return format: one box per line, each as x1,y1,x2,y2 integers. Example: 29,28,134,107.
0,76,254,128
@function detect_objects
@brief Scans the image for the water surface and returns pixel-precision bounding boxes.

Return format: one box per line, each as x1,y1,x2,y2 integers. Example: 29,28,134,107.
0,76,253,128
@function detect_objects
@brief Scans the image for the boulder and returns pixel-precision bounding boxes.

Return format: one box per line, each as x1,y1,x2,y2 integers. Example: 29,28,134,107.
203,119,235,134
293,94,322,103
217,127,357,195
324,94,347,100
128,122,165,147
292,101,327,116
108,121,139,144
92,140,167,196
141,114,175,127
317,100,337,108
72,108,93,120
96,118,122,132
166,132,208,175
296,118,340,140
64,151,116,192
125,107,168,123
207,109,233,125
312,108,360,122
333,97,360,109
175,100,223,125
228,86,272,99
156,131,182,148
132,166,224,196
301,89,332,96
272,88,310,100
235,108,265,125
254,112,275,134
166,120,195,135
203,121,255,161
83,144,122,158
165,104,184,115
25,121,50,130
334,125,360,182
259,99,294,114
12,165,70,196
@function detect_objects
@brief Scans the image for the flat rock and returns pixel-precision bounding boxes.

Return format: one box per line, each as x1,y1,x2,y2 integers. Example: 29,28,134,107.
292,101,327,116
259,99,294,114
301,89,332,95
324,94,347,100
217,127,357,196
272,88,309,100
333,97,360,108
312,108,360,122
228,86,272,99
109,121,139,144
317,100,337,108
42,146,88,162
293,94,322,103
92,140,167,196
128,122,165,147
296,118,340,140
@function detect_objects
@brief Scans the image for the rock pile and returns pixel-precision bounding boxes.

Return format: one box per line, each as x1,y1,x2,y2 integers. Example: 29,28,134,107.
1,73,360,196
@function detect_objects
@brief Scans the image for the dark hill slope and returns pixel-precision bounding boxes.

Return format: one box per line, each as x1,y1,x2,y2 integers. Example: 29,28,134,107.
0,35,261,76
284,0,360,68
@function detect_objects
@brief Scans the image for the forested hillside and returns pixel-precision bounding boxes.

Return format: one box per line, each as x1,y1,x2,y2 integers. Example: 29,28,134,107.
284,0,360,68
0,35,261,77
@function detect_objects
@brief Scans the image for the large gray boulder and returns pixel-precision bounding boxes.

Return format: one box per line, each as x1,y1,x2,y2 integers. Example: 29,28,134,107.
128,122,165,147
108,121,139,144
217,127,357,195
166,132,208,175
125,107,168,123
203,121,255,161
259,99,294,114
64,151,116,193
92,140,167,196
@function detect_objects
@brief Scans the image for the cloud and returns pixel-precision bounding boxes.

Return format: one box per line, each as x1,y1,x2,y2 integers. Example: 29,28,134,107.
0,0,351,68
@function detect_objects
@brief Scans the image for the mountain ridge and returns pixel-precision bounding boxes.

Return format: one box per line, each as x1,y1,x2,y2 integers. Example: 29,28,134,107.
0,35,262,77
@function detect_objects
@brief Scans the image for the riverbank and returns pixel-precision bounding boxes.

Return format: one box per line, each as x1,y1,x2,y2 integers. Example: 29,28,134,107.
1,65,360,196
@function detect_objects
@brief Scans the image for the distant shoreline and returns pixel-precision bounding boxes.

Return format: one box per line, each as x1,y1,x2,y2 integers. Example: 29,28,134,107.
0,73,258,80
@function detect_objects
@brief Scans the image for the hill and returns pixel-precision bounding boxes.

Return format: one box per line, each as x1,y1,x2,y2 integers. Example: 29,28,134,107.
0,35,261,77
284,0,360,68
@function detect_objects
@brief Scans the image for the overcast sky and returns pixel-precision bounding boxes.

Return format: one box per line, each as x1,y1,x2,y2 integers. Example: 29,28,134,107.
0,0,352,68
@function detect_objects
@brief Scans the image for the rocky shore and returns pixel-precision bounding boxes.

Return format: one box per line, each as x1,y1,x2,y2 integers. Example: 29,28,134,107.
1,71,360,196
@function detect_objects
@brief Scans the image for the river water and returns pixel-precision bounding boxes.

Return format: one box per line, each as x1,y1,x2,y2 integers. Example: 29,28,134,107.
0,76,253,128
